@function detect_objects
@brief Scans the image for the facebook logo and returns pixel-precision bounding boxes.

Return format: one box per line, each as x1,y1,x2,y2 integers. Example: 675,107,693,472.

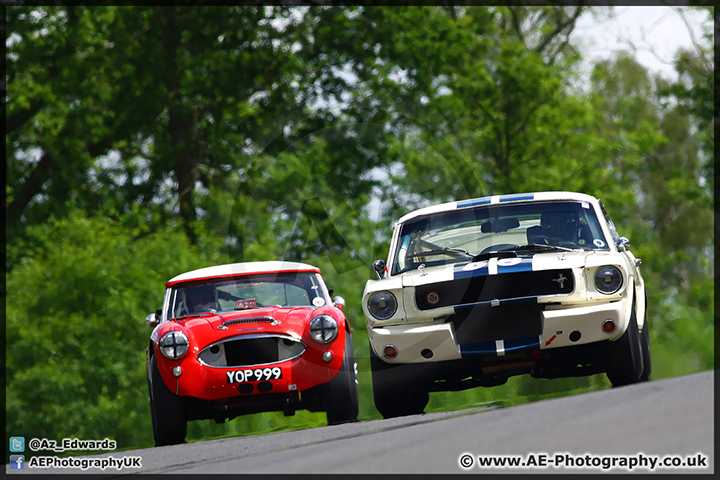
10,455,25,470
10,436,25,452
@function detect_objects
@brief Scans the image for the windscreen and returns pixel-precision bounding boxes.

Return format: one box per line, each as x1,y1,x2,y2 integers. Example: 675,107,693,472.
165,272,330,319
392,200,608,275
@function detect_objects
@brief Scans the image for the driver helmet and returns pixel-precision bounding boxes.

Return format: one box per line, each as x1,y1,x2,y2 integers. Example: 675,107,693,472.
541,211,579,241
187,284,215,312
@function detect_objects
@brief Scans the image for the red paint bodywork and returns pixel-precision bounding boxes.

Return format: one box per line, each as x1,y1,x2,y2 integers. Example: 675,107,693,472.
151,304,349,401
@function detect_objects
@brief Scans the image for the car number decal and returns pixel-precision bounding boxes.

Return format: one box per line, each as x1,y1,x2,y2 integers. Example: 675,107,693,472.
455,256,533,279
226,367,282,384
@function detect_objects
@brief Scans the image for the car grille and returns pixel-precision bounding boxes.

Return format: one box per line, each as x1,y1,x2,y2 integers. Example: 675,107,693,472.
414,269,574,311
449,304,543,345
197,334,306,368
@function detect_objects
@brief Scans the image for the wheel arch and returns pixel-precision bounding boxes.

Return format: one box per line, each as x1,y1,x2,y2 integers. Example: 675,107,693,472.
614,278,637,340
625,270,646,331
634,279,647,331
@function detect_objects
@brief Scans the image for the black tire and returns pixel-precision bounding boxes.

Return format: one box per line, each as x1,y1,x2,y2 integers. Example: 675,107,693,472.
639,306,652,382
149,356,187,446
605,297,644,387
325,332,359,425
369,346,429,419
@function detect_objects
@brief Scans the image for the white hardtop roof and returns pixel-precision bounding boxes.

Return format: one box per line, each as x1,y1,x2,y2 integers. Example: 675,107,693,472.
166,261,321,286
396,191,599,224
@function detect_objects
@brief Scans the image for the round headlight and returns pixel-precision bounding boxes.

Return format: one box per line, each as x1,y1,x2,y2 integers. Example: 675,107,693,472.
309,315,338,344
594,266,623,294
368,291,398,320
159,331,189,360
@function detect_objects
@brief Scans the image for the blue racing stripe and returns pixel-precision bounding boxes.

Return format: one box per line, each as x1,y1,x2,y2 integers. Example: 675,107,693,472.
453,261,490,279
453,256,535,280
497,193,535,203
503,335,541,353
495,257,535,274
461,335,541,358
460,341,499,357
457,193,535,209
457,196,492,208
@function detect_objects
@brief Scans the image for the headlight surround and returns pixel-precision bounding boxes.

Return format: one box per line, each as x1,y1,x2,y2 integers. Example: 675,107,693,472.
594,266,623,294
159,331,189,360
309,315,338,344
368,290,398,320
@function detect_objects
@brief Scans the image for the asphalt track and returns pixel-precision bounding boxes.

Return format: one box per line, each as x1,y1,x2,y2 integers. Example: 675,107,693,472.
9,370,714,475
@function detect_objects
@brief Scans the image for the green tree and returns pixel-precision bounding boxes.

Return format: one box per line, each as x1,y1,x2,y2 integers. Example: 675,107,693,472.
5,209,224,447
338,6,625,220
6,6,390,261
658,6,714,184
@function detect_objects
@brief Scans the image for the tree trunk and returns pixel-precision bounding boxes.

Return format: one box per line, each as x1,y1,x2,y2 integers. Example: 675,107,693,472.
159,7,199,245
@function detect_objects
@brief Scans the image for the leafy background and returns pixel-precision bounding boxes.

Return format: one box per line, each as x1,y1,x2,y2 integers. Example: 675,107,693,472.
5,6,714,452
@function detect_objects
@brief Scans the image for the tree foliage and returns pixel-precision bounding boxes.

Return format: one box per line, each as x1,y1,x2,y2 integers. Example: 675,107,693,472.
5,5,713,449
6,209,223,446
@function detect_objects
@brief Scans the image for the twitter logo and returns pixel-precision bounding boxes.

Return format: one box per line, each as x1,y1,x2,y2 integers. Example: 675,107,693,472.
10,437,25,453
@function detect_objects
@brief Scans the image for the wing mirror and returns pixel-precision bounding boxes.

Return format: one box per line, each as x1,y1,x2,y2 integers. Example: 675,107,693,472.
372,259,386,280
616,237,631,251
146,309,162,328
332,296,346,310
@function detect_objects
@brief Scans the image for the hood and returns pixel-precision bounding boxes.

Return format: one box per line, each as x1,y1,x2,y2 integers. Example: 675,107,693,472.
174,306,321,342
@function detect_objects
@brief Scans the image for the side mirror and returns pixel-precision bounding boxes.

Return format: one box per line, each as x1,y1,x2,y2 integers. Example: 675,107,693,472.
146,309,161,328
616,237,630,251
332,296,346,310
372,259,386,280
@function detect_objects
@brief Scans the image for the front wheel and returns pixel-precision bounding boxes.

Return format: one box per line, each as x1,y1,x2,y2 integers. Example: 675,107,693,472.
605,299,644,387
149,356,187,446
370,346,429,419
325,332,359,425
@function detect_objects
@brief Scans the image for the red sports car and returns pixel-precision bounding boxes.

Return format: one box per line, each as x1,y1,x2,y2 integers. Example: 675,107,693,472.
145,261,358,446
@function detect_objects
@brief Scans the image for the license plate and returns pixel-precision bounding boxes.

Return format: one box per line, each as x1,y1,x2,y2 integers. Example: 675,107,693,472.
226,367,282,384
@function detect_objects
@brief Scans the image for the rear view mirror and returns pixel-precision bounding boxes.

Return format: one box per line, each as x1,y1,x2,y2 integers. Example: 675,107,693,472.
481,218,520,233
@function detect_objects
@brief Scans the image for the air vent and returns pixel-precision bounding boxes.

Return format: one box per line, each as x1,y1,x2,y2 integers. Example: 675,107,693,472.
222,316,275,327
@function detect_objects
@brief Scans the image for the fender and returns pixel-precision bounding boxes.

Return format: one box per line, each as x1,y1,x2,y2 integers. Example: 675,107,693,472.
626,269,646,331
613,279,636,340
634,278,647,331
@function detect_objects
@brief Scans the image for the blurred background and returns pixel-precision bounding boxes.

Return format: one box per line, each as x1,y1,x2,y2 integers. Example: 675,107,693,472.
5,5,714,450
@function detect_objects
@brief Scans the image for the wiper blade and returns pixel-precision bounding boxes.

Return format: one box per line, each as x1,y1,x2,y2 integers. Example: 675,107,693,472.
409,247,474,259
471,250,519,262
498,243,577,252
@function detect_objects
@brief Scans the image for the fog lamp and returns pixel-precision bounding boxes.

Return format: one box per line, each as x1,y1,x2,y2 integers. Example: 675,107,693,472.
602,319,616,334
383,345,398,359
